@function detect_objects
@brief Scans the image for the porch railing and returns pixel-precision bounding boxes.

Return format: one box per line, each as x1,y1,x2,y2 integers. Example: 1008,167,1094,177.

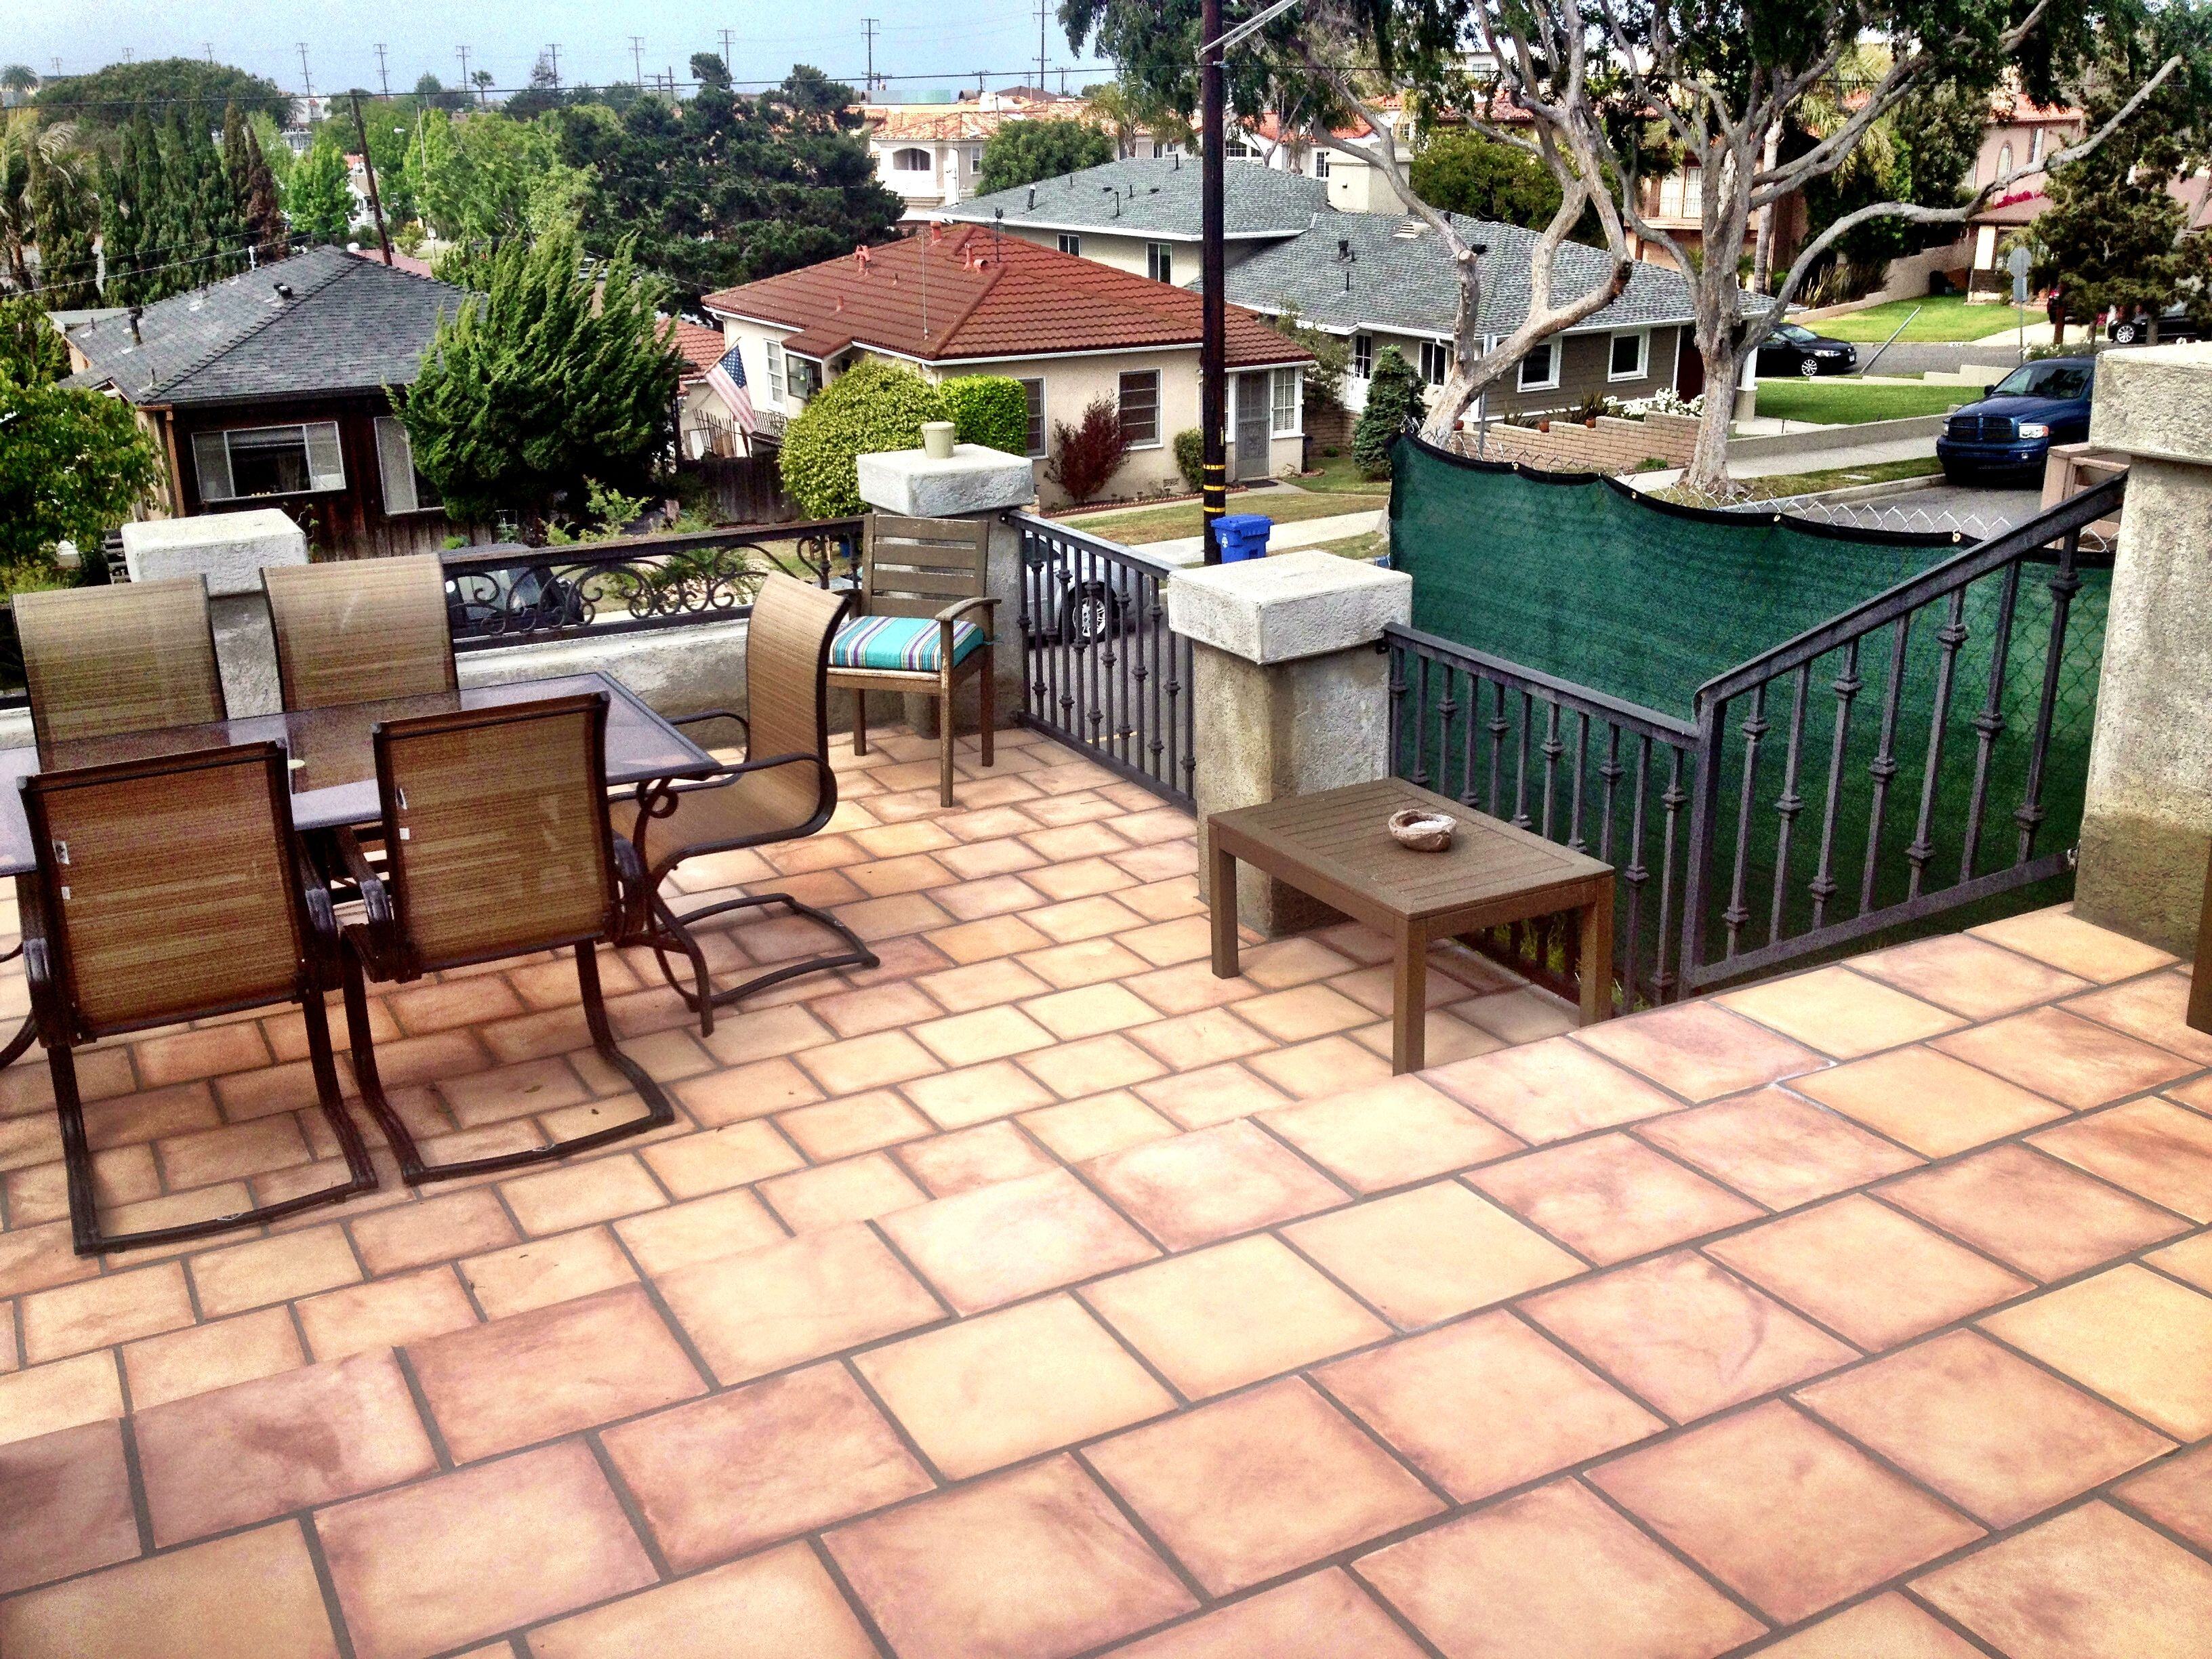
1012,512,1193,808
441,518,861,651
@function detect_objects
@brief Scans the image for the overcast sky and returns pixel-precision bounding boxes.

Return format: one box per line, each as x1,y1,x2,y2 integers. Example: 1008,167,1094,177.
14,0,1113,100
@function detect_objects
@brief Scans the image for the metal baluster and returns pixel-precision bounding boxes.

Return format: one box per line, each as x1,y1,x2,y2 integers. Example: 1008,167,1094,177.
1597,724,1624,865
1568,711,1591,853
1653,743,1687,1001
1904,588,1969,899
1486,680,1507,814
1386,640,1408,777
1538,700,1564,841
1178,630,1195,798
1050,541,1071,741
1959,560,2022,882
1768,666,1810,946
1084,546,1105,750
1410,655,1433,787
1860,613,1914,914
1620,734,1652,1001
1808,639,1861,929
1457,665,1479,808
1722,684,1768,959
2015,527,2083,863
1512,690,1533,829
1435,665,1462,800
1019,529,1041,724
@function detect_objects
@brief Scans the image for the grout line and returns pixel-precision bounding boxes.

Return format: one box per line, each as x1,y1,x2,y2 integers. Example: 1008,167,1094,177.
581,1428,676,1583
804,1532,901,1659
296,1511,365,1659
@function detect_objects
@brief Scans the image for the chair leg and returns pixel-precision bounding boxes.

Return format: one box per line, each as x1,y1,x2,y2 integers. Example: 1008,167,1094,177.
979,647,995,769
648,889,879,1034
645,890,719,1038
57,990,379,1258
939,682,956,808
852,689,869,756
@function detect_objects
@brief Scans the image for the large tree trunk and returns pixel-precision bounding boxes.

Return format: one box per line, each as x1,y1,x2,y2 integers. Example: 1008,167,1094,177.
1683,329,1743,495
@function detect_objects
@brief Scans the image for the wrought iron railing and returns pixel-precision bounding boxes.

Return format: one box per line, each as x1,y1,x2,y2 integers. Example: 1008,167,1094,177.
441,518,861,651
1386,625,1702,1009
1012,512,1193,808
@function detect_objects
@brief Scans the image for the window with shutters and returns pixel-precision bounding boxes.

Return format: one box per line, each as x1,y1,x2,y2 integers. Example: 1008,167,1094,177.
373,417,443,514
1117,369,1160,447
1147,242,1173,283
191,421,345,502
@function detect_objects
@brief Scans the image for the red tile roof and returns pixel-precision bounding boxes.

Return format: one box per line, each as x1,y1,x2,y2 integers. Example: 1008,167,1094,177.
701,226,1314,368
346,245,436,280
667,320,727,382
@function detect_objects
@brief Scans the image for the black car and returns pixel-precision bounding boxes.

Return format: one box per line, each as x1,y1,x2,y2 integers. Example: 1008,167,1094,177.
1755,324,1860,377
2106,304,2204,344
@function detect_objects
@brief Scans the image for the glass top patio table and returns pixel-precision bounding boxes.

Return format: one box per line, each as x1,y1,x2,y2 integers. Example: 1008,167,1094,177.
0,672,716,879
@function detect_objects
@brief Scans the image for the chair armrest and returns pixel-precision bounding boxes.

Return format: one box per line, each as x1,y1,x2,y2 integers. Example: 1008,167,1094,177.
608,832,651,943
333,828,401,971
18,881,64,1045
933,595,1000,628
668,708,751,741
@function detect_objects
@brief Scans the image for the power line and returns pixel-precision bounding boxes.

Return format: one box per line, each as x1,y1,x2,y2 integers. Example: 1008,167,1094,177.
295,43,313,103
629,36,646,87
862,19,880,94
373,43,390,96
718,28,737,72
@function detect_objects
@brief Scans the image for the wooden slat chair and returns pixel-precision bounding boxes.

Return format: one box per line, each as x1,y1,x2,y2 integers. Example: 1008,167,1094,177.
14,577,228,761
630,573,876,1037
335,691,675,1183
263,554,458,710
829,513,998,807
21,743,377,1254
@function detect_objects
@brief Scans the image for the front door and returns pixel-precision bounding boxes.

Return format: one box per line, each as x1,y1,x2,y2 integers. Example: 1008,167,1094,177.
1234,372,1271,481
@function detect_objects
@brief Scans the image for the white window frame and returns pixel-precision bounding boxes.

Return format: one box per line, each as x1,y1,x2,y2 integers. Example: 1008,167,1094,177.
1016,376,1047,458
785,354,821,405
1146,241,1173,283
372,415,442,514
1058,232,1082,255
763,340,786,407
192,419,345,503
1517,340,1561,392
2028,127,2045,165
1420,338,1454,386
1313,150,1331,178
1270,367,1300,436
1351,332,1374,379
891,146,930,171
1117,369,1162,449
1607,329,1650,382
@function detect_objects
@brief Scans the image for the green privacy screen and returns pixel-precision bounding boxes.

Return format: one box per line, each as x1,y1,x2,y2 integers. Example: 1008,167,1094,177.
1386,435,2110,992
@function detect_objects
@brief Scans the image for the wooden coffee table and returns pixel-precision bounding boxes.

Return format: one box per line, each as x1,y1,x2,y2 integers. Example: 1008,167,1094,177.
1208,777,1615,1073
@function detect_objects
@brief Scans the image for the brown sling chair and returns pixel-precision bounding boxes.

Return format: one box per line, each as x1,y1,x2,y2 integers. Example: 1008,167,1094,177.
630,573,876,1037
334,691,674,1183
21,744,377,1255
262,554,459,710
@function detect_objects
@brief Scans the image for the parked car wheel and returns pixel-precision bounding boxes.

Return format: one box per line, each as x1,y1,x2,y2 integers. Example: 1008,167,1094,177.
1066,588,1116,647
1797,356,1821,377
2112,321,2139,344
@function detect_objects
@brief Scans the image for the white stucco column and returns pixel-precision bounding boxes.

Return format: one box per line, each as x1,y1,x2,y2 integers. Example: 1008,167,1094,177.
119,509,308,718
2072,342,2212,952
1168,550,1412,936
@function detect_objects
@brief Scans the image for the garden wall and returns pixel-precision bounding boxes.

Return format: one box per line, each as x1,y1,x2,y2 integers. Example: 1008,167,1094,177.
1449,411,1700,475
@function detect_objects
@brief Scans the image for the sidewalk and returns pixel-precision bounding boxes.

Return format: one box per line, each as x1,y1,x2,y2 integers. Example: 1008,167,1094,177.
1142,506,1386,565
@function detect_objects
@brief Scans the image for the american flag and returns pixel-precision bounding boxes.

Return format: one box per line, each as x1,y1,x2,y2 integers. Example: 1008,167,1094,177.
704,342,756,434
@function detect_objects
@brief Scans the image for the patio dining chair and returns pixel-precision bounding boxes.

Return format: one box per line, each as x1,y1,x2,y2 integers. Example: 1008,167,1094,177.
263,554,458,710
630,572,877,1038
20,743,377,1254
829,513,997,807
332,690,675,1183
13,577,228,760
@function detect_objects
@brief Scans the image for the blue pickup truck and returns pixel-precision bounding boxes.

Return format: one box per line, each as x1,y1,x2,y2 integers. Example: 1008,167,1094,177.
1936,357,2095,484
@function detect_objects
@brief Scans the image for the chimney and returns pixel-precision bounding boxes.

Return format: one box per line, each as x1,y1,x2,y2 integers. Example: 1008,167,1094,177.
126,306,143,344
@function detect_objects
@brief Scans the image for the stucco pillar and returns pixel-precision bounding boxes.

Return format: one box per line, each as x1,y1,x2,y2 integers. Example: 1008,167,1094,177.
119,509,308,718
855,444,1038,735
2073,342,2212,952
1168,550,1412,937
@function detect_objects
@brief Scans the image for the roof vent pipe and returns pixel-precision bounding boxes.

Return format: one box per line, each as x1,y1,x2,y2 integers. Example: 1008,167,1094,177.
272,283,293,300
126,306,142,344
1027,185,1036,208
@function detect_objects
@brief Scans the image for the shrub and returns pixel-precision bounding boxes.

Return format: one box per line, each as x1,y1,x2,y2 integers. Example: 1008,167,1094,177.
1352,347,1422,480
778,360,945,518
938,375,1029,455
1173,428,1204,492
1046,397,1130,503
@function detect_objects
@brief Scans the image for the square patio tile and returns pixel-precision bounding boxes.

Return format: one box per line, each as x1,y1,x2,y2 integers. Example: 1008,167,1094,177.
499,1153,665,1237
756,1152,928,1233
121,1307,304,1411
1111,1568,1427,1658
796,1030,941,1097
1084,1378,1442,1596
1849,932,2091,1019
1704,1195,2032,1351
2030,1098,2212,1221
0,1351,124,1448
1082,1121,1347,1252
903,1057,1061,1130
1021,1092,1178,1164
1127,1007,1273,1071
0,1418,140,1595
0,1521,340,1659
1470,1134,1763,1266
1576,1001,1824,1102
1590,1400,1982,1624
878,1168,1158,1315
1753,1593,1986,1657
460,1226,636,1321
1284,1181,1583,1329
1521,1252,1858,1423
1245,1033,1397,1099
1797,1329,2173,1526
895,1119,1059,1196
1353,1480,1765,1659
1259,1076,1521,1194
20,1261,194,1363
346,1189,519,1277
294,1265,480,1361
1933,1006,2194,1110
405,1285,705,1462
2151,1229,2212,1292
855,1294,1174,1479
1080,1234,1389,1399
1233,983,1376,1044
600,1362,934,1572
1790,1045,2069,1158
777,1090,934,1162
824,1456,1195,1659
525,1542,878,1659
1023,983,1165,1041
134,1351,436,1547
1968,905,2177,983
1718,965,1965,1059
1017,1033,1170,1101
1425,1035,1685,1144
1636,1087,1921,1210
613,1187,788,1277
1317,1311,1661,1502
2064,970,2212,1065
655,1222,945,1385
1135,1061,1291,1130
2113,1439,2212,1554
1912,1501,2212,1659
1879,1143,2190,1281
1979,1265,2212,1439
641,1120,803,1199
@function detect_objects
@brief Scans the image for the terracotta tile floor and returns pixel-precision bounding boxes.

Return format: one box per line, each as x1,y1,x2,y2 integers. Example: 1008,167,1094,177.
1,724,2209,1657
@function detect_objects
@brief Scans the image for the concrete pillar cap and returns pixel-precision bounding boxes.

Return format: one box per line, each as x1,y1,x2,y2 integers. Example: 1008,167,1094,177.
2088,342,2212,467
857,444,1038,517
119,509,308,598
1168,548,1411,665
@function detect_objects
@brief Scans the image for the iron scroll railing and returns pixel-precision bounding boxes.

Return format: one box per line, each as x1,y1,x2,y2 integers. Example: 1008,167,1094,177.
441,518,863,651
1010,512,1194,808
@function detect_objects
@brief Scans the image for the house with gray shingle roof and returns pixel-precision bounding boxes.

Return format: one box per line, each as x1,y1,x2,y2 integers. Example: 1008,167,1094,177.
58,246,466,556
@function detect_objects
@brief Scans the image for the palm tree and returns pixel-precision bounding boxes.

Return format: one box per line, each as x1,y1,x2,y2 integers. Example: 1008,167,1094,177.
0,111,85,293
0,66,37,108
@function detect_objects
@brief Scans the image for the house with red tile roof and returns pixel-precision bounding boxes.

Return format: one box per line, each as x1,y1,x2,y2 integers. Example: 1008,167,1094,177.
701,224,1313,505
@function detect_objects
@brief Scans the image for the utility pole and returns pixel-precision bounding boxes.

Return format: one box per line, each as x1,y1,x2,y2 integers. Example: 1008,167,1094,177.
861,19,878,95
455,45,472,102
351,94,393,265
546,43,561,87
1036,0,1048,94
296,43,313,104
373,43,390,96
203,43,214,63
718,27,736,74
629,36,646,88
1199,0,1225,562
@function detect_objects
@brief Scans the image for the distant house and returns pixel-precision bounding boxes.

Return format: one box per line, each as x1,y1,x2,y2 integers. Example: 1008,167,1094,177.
701,225,1313,503
861,89,1103,221
57,245,462,557
670,320,745,459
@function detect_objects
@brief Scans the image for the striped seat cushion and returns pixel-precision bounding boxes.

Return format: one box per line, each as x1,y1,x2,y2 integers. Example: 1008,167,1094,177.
830,615,985,674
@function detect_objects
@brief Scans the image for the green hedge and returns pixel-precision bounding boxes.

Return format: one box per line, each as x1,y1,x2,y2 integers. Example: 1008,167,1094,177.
939,375,1030,455
1173,428,1204,492
778,360,945,518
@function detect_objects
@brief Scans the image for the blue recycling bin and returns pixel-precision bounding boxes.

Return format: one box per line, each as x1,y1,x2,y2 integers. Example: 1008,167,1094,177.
1213,513,1273,562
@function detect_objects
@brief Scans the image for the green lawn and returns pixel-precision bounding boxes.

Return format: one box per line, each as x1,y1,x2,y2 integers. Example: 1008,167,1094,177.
1285,447,1388,494
1755,380,1967,426
1812,296,2038,343
1062,487,1387,546
1737,456,1943,499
